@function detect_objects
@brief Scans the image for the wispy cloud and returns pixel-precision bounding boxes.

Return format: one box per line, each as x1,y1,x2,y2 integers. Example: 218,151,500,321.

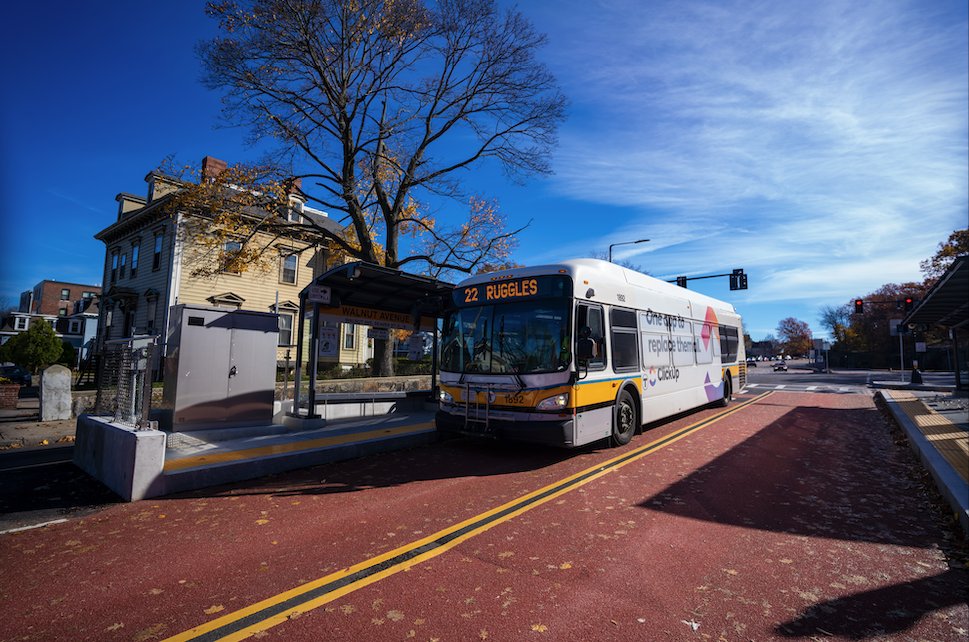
532,0,968,303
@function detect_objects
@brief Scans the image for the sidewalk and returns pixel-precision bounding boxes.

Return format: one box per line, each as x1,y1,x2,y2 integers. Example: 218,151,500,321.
877,387,969,537
0,397,76,451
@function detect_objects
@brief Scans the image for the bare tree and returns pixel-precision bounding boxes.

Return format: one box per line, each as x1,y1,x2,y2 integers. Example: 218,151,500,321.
194,0,566,374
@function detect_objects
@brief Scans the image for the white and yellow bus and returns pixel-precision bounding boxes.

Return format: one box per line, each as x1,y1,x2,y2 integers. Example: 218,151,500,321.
436,259,746,447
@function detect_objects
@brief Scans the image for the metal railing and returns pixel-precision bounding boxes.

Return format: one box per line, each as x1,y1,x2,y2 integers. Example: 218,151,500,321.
94,337,156,429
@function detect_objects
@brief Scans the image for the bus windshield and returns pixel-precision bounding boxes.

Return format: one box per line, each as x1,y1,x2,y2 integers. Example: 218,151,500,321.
441,300,572,374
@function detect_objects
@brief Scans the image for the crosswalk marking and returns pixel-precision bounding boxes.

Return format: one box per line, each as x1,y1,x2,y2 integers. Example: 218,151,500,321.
743,383,867,395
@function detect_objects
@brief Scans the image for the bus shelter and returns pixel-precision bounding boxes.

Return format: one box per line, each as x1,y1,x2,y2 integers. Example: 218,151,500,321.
902,255,968,390
293,262,454,418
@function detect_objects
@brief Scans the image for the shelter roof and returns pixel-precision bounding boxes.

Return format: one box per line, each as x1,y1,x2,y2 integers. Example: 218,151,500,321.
903,255,968,329
305,262,454,317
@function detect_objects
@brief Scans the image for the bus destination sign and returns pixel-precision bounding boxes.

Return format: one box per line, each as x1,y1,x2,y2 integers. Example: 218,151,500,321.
454,275,570,307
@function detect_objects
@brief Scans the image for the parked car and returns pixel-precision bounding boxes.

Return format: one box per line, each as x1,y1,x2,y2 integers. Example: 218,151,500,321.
745,359,758,367
0,365,31,386
772,361,788,372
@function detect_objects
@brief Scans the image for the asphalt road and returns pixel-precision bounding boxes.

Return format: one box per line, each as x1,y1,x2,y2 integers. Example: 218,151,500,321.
1,390,966,641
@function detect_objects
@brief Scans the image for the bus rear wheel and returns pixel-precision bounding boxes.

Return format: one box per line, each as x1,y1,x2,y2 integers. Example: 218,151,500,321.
612,389,637,446
717,376,732,407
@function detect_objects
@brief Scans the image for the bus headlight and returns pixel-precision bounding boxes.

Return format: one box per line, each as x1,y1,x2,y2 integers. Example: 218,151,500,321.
439,390,454,404
537,392,569,411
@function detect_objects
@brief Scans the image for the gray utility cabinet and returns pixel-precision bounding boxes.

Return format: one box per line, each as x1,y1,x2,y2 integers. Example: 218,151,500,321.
163,305,279,430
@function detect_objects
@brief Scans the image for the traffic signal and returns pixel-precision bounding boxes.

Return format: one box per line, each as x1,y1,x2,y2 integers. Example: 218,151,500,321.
904,297,914,312
729,268,748,291
854,299,864,314
676,276,687,288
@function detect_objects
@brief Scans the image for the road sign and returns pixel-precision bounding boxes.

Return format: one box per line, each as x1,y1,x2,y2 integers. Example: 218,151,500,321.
889,319,907,336
367,328,390,340
307,285,331,304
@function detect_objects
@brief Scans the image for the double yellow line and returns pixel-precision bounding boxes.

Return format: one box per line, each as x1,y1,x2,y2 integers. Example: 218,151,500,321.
166,392,772,642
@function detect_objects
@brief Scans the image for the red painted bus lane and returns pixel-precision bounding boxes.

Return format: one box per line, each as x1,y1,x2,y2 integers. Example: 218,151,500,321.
1,392,965,641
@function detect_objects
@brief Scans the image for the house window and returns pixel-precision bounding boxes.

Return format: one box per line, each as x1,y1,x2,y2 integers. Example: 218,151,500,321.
82,291,94,299
287,200,304,223
222,241,242,274
146,297,157,332
278,312,294,346
60,288,70,300
69,320,81,334
14,317,27,331
58,308,67,317
119,252,127,279
153,232,163,271
111,252,119,283
343,323,356,350
280,253,297,284
130,242,140,278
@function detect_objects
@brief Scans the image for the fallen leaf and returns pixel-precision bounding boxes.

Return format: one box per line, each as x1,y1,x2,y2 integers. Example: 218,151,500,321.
681,619,700,631
255,519,269,525
204,605,225,615
531,624,548,633
104,623,124,632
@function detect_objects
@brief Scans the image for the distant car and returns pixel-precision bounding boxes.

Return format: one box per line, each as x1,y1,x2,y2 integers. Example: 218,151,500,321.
745,359,757,367
772,361,788,372
0,365,31,385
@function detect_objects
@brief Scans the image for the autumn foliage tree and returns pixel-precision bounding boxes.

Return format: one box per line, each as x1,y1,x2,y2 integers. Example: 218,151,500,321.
179,0,566,375
776,317,813,357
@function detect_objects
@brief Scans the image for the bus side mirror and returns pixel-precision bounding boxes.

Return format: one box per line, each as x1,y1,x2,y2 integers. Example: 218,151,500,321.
577,337,597,361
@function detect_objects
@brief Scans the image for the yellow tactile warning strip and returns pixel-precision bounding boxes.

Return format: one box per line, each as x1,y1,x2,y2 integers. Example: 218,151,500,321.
163,422,436,473
162,393,773,642
886,390,968,483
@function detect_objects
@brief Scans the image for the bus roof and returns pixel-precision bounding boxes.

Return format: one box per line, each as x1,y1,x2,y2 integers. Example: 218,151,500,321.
456,258,740,316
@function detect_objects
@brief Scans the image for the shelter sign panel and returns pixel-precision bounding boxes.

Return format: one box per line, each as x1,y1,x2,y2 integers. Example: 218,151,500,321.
318,304,435,331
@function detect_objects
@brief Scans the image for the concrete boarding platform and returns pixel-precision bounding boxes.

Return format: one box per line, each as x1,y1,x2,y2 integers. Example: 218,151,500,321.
75,411,438,501
877,388,968,537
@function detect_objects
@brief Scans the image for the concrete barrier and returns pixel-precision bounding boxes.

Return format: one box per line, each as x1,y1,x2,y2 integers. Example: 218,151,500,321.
73,415,166,501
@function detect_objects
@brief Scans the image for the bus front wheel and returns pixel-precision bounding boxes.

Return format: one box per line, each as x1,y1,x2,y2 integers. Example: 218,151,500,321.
612,389,637,447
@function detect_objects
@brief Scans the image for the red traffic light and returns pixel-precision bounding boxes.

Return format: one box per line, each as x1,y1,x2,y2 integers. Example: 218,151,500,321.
854,299,864,313
904,297,914,311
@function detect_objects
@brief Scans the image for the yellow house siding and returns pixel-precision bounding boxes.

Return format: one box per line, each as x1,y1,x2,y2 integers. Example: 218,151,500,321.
176,234,322,362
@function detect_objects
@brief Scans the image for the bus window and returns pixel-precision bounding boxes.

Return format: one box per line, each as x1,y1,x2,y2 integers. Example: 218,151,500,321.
610,307,639,372
576,303,606,370
719,325,740,363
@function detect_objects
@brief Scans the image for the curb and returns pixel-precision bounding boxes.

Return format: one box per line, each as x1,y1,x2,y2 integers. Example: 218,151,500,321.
876,390,968,538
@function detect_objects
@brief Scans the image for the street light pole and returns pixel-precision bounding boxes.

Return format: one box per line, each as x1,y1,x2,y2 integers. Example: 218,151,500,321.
608,238,650,262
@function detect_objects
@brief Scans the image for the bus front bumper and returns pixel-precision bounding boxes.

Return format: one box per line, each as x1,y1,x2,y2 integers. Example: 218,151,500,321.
435,410,575,447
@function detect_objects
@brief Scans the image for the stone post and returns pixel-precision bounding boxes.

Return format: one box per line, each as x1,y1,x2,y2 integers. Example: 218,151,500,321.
40,364,72,421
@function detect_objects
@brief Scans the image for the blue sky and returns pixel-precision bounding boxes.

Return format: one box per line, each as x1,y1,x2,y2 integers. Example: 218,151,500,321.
1,0,966,341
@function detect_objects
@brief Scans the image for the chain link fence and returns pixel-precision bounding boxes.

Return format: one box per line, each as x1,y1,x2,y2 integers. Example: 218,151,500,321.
94,337,156,429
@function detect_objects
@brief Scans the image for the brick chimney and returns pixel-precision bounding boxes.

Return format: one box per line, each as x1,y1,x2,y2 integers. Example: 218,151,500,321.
285,177,303,194
201,155,227,182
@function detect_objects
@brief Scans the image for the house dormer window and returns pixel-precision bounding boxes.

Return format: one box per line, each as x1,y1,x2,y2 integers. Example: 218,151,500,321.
14,317,27,331
69,319,81,334
287,200,304,223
